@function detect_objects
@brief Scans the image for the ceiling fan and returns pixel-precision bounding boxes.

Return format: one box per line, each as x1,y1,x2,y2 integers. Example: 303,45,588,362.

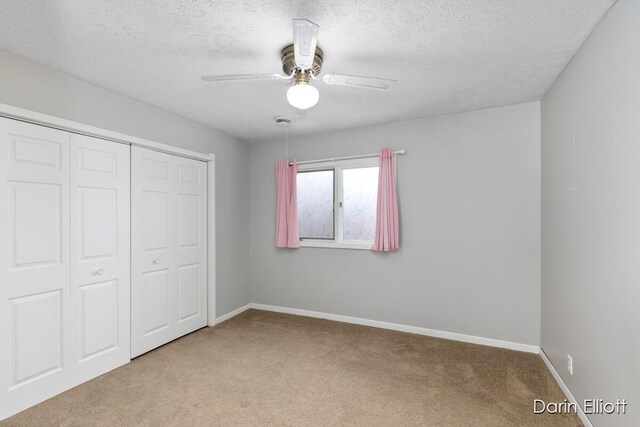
201,19,396,110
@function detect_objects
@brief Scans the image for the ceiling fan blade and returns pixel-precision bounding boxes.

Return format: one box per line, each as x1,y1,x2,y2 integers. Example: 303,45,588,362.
292,19,319,70
201,73,283,82
322,74,396,90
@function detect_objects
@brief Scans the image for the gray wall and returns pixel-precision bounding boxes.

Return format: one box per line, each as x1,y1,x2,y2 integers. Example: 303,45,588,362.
250,102,541,346
541,0,640,425
0,51,250,317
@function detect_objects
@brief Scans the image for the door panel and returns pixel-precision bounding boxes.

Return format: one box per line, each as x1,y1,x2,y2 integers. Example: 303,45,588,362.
141,269,170,336
79,188,118,260
177,164,200,185
10,290,63,386
142,191,170,252
142,158,169,181
77,147,117,176
177,193,200,248
177,263,200,321
8,134,62,169
78,280,118,360
69,134,130,387
0,118,70,420
9,182,62,268
131,147,207,357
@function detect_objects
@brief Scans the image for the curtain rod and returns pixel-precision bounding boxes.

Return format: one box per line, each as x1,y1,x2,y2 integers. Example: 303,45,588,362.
290,149,406,165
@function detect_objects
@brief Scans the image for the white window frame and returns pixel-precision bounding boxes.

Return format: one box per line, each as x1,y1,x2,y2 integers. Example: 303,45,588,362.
298,157,378,250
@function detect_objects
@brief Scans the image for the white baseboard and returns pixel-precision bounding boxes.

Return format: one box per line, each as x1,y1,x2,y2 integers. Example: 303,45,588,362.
249,303,540,354
214,303,251,325
540,349,593,427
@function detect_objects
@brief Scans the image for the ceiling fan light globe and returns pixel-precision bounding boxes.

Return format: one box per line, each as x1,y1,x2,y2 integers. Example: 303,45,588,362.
287,83,319,110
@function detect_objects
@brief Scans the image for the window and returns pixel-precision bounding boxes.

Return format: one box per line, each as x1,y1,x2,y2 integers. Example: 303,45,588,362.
297,158,379,249
342,167,378,241
297,169,334,239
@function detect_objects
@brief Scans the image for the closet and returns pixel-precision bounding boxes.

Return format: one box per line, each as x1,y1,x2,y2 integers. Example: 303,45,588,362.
0,116,209,420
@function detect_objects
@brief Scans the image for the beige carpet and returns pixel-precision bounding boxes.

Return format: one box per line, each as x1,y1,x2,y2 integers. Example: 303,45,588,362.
2,309,580,426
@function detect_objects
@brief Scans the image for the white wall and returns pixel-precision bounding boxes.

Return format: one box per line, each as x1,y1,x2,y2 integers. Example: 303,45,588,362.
249,102,541,346
541,0,640,425
0,51,250,317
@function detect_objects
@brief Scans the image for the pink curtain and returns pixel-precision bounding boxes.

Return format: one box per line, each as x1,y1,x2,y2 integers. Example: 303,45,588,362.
373,148,400,252
275,159,300,248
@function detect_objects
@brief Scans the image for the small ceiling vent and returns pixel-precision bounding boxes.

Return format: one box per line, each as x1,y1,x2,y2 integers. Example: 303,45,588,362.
274,117,292,127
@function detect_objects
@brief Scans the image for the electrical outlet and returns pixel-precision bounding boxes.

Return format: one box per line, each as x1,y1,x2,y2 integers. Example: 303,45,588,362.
567,354,573,375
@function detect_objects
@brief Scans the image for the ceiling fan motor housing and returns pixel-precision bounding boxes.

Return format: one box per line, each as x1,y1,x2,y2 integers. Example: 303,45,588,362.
281,44,324,76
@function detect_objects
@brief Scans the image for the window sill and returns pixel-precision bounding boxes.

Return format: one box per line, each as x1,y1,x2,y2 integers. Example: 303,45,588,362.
299,240,373,251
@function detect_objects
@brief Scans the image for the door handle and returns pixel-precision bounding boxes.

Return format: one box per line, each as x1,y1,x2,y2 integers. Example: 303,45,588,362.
95,268,104,276
152,258,160,264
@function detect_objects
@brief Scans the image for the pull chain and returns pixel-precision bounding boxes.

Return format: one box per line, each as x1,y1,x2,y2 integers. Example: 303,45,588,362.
286,126,289,162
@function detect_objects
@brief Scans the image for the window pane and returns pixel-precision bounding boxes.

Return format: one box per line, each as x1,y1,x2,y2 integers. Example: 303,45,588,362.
343,167,378,241
297,170,334,239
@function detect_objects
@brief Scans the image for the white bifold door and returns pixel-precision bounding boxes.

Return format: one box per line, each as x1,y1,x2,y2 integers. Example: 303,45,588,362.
69,134,130,386
131,147,207,358
0,118,130,419
0,119,70,419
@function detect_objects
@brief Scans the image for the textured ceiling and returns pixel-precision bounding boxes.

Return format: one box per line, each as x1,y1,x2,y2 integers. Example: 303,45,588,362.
0,0,614,140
